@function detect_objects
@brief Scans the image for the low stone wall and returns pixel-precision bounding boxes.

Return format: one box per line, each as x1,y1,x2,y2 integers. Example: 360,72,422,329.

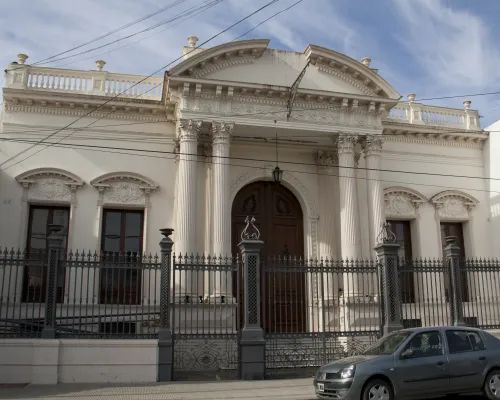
0,339,157,384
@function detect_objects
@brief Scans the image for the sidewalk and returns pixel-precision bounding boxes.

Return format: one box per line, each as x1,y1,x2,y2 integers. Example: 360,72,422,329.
0,379,316,400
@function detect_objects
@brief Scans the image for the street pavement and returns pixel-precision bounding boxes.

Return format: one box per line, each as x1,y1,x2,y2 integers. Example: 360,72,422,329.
0,379,485,400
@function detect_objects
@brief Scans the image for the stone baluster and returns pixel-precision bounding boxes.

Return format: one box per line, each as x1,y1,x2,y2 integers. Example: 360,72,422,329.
363,135,385,255
175,119,201,299
210,122,234,302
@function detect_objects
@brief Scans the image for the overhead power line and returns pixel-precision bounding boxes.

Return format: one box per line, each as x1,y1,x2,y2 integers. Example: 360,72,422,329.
0,0,282,171
39,0,226,66
54,0,225,69
34,0,191,66
0,136,496,185
0,136,496,196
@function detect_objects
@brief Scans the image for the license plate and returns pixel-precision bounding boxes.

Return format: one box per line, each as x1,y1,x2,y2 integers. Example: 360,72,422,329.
317,383,324,392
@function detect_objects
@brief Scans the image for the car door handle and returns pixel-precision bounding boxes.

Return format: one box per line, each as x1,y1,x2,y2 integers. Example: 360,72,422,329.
436,361,445,366
479,356,487,361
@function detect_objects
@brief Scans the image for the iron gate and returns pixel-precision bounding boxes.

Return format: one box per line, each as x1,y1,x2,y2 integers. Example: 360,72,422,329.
171,254,240,380
262,256,383,378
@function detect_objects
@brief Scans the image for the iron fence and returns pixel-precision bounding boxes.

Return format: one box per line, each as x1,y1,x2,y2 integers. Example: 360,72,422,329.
399,258,500,329
171,254,240,381
262,256,382,378
0,248,162,338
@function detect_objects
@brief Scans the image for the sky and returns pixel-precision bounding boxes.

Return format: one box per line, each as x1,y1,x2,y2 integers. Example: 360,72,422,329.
1,0,500,127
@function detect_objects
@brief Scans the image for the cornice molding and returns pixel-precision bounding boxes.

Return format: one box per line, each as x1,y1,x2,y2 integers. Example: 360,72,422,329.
304,44,401,100
315,64,376,97
169,39,270,77
4,103,166,122
193,56,257,78
384,134,484,149
16,167,84,190
90,171,158,193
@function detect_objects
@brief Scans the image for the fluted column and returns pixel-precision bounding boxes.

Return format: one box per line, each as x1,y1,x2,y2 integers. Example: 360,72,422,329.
210,122,234,302
363,135,385,254
315,150,340,330
316,150,338,260
176,119,200,253
337,135,362,260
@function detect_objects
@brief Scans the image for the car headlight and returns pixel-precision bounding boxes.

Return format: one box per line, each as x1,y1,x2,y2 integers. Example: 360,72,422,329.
339,365,355,379
316,371,326,380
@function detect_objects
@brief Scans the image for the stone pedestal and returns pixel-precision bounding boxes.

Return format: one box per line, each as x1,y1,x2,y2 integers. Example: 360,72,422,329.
238,237,265,380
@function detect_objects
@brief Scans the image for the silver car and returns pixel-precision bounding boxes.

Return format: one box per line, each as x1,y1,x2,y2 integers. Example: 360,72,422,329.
314,326,500,400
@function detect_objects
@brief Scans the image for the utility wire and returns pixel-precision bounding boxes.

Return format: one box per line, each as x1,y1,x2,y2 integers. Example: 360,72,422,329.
0,136,497,185
38,0,226,66
0,0,281,171
0,136,495,196
34,0,191,66
53,0,225,69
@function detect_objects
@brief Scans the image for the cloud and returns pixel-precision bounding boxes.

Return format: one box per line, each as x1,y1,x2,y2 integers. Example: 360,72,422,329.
392,0,500,90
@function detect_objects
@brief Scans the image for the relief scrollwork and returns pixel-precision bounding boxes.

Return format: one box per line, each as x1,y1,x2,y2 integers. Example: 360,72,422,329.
15,168,84,204
431,190,479,220
91,172,159,206
384,187,428,218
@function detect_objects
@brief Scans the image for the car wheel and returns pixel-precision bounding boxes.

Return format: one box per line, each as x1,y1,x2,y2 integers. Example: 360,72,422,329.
483,369,500,400
362,378,393,400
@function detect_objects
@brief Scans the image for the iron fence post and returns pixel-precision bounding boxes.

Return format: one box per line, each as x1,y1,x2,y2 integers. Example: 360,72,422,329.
158,228,174,382
374,224,403,336
444,236,466,326
41,224,64,339
238,235,265,380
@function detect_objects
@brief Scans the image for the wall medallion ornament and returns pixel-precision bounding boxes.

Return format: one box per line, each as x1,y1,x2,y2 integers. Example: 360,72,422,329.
106,182,144,203
15,168,84,204
30,178,72,200
91,172,159,206
431,190,478,219
383,187,428,218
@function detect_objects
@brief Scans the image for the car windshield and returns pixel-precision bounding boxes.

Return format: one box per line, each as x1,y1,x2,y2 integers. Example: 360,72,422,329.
362,332,412,355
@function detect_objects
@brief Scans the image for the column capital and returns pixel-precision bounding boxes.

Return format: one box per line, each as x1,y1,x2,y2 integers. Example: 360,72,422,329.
315,149,338,169
178,119,202,141
336,134,358,155
211,121,234,145
363,135,384,156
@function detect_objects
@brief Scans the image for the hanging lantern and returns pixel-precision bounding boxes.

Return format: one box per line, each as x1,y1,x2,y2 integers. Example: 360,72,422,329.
272,165,283,184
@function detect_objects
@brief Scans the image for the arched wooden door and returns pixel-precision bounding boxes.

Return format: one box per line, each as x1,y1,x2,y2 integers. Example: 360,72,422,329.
231,181,305,333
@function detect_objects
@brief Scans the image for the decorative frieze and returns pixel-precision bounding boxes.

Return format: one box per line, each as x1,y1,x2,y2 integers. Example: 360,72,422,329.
315,149,338,169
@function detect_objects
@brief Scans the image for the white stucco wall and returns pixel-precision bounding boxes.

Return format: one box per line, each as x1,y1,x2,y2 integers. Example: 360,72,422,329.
0,109,176,254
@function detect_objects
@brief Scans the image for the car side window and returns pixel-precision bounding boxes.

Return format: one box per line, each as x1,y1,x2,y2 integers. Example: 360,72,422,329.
446,330,485,353
402,331,443,358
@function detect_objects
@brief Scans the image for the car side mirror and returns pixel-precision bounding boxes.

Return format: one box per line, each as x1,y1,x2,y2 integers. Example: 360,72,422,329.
401,348,414,359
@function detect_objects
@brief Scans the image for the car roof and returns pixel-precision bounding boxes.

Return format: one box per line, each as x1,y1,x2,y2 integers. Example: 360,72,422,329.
397,326,484,334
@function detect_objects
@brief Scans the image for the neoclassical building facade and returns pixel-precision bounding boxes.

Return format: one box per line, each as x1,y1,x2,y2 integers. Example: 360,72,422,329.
0,37,494,303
